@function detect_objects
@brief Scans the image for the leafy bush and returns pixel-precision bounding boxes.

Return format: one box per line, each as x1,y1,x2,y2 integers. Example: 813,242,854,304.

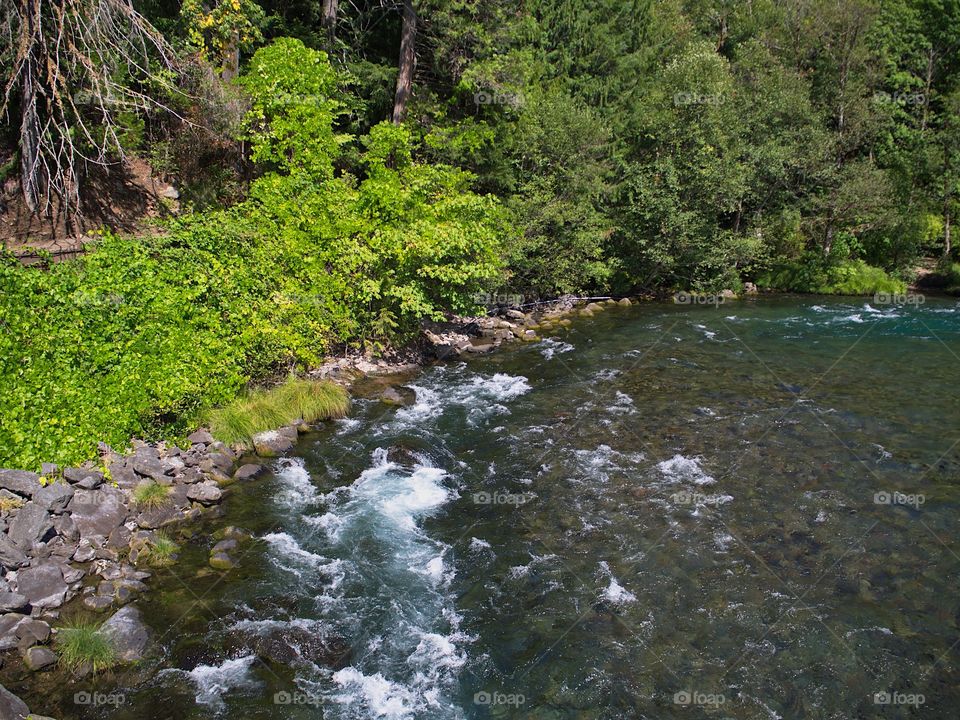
758,256,906,295
0,38,507,471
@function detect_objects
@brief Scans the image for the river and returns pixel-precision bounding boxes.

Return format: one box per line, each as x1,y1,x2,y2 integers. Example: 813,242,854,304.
48,296,960,719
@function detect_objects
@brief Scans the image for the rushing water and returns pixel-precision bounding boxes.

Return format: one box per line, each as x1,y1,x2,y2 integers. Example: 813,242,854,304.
42,296,960,719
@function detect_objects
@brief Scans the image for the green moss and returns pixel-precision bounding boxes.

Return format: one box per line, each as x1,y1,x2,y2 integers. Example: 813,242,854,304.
207,376,349,446
132,481,170,508
56,620,116,673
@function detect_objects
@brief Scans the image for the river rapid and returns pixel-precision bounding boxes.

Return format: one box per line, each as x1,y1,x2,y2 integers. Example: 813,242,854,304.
47,296,960,719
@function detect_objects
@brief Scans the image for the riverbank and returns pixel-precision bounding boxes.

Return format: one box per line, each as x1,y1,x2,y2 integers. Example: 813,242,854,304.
0,296,636,717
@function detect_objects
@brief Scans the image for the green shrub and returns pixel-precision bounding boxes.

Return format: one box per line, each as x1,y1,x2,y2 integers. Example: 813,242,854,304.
0,38,506,471
207,376,349,446
57,620,116,673
757,257,905,295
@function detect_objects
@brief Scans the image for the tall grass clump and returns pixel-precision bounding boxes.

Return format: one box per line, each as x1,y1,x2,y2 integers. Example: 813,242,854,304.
207,377,349,446
139,531,179,567
57,620,116,673
132,480,170,508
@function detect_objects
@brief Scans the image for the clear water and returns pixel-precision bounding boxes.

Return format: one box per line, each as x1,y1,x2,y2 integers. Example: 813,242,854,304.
40,297,960,719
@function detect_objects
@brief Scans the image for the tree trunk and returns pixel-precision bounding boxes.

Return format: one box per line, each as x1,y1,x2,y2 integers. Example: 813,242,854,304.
322,0,338,51
392,0,417,124
221,32,240,81
945,203,953,260
19,0,39,212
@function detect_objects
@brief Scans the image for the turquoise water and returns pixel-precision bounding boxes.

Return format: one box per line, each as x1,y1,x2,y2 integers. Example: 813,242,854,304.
42,296,960,718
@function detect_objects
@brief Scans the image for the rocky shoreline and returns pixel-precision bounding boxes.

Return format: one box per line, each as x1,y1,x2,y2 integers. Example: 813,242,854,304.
0,296,630,718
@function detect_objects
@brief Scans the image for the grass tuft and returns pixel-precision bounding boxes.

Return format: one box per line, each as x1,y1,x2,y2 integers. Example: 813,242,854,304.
57,620,116,673
207,377,350,446
132,480,170,508
140,531,179,567
0,495,24,512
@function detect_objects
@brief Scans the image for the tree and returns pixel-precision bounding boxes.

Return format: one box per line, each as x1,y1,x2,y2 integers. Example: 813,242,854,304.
1,0,176,219
392,0,417,123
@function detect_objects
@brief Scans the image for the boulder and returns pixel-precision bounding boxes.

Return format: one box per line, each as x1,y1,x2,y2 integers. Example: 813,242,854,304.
0,614,28,650
252,431,294,457
23,645,56,671
63,467,104,487
133,448,166,481
186,481,222,505
33,482,74,514
14,564,68,609
0,535,28,569
54,513,79,543
209,552,235,571
135,504,183,529
73,538,100,563
101,605,150,662
0,684,29,719
0,470,41,499
617,297,632,306
8,502,55,549
187,429,214,445
106,459,139,489
233,464,265,482
68,486,128,538
229,625,351,669
0,593,29,614
16,619,50,645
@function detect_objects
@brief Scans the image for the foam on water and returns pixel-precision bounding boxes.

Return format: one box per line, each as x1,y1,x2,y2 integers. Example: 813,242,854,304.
273,457,318,508
167,655,260,710
540,338,575,359
656,454,715,485
395,368,531,426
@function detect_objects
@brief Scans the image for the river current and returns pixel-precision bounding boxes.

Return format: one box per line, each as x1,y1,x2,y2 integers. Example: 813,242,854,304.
55,296,960,718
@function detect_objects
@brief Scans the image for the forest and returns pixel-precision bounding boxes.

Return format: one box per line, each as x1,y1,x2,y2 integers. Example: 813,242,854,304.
1,0,959,469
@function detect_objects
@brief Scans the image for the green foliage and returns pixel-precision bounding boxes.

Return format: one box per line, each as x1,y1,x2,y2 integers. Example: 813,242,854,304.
57,620,117,673
207,377,349,446
758,257,906,295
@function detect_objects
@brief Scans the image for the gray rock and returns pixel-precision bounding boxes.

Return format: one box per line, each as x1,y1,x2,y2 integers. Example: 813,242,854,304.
0,614,28,650
16,619,50,644
106,459,139,489
68,486,128,538
135,505,183,529
8,502,55,549
209,552,235,570
0,593,29,613
252,430,294,457
233,464,265,481
63,466,104,485
0,683,29,719
15,564,68,609
186,481,222,505
54,513,79,542
187,429,214,445
101,605,150,662
33,482,74,513
39,463,58,476
0,470,41,498
73,538,99,563
0,535,28,569
23,645,56,671
133,448,166,480
212,539,237,553
160,185,179,200
106,526,132,550
84,595,115,611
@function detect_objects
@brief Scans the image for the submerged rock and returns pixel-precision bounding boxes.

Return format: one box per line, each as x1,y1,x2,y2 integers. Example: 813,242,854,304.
22,645,56,671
